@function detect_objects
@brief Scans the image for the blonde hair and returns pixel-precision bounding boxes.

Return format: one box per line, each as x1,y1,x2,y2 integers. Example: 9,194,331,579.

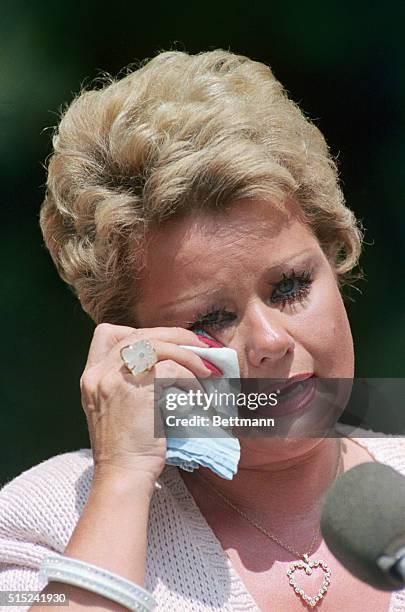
40,49,364,324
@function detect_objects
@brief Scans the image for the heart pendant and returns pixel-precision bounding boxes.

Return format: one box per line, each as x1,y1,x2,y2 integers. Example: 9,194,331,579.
287,554,331,608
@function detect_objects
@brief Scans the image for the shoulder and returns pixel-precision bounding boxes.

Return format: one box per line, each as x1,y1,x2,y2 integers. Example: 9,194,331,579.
0,449,94,558
336,423,405,475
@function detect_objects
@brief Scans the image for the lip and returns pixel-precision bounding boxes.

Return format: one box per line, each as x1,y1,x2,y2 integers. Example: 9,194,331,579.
253,374,317,417
256,372,315,395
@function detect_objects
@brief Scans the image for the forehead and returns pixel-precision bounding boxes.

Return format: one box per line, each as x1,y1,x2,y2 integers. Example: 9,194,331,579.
136,199,316,318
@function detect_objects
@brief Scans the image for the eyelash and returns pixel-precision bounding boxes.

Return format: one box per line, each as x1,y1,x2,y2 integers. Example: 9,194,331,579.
186,268,313,331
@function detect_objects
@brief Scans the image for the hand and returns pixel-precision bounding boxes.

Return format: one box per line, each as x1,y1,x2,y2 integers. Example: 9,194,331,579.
80,323,212,483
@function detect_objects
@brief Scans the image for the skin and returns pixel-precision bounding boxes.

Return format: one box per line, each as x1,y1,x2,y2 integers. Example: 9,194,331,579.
135,196,355,468
61,197,388,611
134,195,353,516
133,198,390,610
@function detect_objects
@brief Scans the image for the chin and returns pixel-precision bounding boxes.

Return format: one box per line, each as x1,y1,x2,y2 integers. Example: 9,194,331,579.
237,437,326,468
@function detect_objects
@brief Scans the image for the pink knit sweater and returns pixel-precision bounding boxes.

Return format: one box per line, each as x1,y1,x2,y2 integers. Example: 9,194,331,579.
1,430,405,611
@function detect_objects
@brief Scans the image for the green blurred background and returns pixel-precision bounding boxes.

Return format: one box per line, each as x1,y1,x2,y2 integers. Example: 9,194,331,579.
1,0,404,484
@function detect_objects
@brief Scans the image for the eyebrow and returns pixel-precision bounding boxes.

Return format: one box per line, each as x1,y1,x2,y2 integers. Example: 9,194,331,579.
159,248,315,312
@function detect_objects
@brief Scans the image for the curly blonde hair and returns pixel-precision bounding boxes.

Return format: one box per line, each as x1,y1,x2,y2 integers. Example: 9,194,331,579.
40,49,363,325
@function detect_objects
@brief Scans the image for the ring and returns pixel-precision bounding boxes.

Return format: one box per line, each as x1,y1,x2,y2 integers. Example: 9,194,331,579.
120,339,158,376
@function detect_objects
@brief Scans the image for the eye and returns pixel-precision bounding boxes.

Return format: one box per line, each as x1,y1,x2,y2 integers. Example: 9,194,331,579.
186,306,236,332
186,268,313,331
269,269,313,307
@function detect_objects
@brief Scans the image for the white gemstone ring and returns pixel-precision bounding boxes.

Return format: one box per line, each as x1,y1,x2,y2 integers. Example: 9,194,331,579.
120,339,158,376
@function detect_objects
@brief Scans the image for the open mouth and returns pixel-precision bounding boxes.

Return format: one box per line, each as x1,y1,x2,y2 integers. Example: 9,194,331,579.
278,378,312,400
252,375,317,418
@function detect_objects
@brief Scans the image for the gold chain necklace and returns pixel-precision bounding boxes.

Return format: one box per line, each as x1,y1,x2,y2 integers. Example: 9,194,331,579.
195,440,343,608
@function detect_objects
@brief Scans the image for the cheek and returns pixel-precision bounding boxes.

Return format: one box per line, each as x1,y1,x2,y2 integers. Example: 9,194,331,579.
299,275,354,377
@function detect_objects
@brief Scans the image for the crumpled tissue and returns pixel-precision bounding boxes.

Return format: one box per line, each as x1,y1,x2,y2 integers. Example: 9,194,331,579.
164,341,241,479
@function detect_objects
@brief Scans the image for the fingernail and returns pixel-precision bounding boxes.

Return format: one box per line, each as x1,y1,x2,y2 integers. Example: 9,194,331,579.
203,362,223,377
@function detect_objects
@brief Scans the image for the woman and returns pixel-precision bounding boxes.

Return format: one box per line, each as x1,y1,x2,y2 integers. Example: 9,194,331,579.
0,49,403,611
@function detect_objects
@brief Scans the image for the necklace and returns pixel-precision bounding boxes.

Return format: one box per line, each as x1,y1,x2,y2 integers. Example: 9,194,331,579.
195,440,343,608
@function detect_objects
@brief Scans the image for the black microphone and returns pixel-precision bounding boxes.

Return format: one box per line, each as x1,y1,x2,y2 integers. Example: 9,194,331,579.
321,462,405,591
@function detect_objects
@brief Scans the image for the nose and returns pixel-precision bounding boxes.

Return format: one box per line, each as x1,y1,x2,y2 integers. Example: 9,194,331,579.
245,304,295,368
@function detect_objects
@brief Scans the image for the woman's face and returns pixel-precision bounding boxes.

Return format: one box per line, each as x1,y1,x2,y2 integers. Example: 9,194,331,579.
134,198,355,463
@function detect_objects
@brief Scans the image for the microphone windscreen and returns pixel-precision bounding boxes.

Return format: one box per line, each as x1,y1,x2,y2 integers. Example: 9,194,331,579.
321,461,405,591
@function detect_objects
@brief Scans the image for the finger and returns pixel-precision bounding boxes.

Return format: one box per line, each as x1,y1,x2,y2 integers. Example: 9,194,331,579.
154,361,208,414
154,361,208,395
95,337,212,381
111,339,213,379
86,323,208,368
86,323,140,368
